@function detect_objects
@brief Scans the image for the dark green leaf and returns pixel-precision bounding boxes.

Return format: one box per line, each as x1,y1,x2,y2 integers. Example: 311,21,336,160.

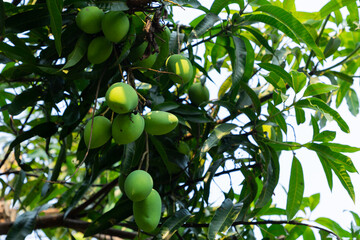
7,86,42,116
296,98,350,133
210,0,240,14
256,5,325,59
286,156,304,221
267,102,287,134
62,34,89,69
240,36,255,82
322,143,360,153
229,36,246,88
201,123,237,158
336,80,351,108
324,37,341,58
258,63,292,87
158,209,192,239
0,41,36,64
13,170,26,207
6,205,48,240
318,154,333,190
238,81,261,115
208,199,242,240
0,0,4,35
305,143,357,173
84,198,133,237
46,0,63,56
295,107,306,125
203,159,224,203
188,13,220,43
240,26,274,53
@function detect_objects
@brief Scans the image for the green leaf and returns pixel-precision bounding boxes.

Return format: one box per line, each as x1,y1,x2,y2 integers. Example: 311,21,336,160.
240,26,274,53
210,0,240,14
267,102,287,134
158,209,192,239
349,211,360,226
211,36,228,73
203,159,224,203
318,154,333,190
336,80,351,108
308,193,320,211
258,63,292,86
303,82,338,97
238,81,261,115
316,217,352,237
286,156,304,221
265,141,302,151
13,170,26,207
188,13,220,43
229,36,246,89
7,86,42,116
0,0,4,36
283,0,296,12
324,37,341,58
208,199,242,240
313,130,336,142
244,14,299,44
256,5,325,59
62,34,89,69
295,107,306,125
218,75,232,99
200,123,237,158
322,143,360,153
0,42,36,64
171,0,201,7
296,98,350,133
240,36,255,82
46,0,63,56
6,205,48,240
345,88,359,116
84,198,133,237
317,0,357,20
291,71,307,93
305,143,357,173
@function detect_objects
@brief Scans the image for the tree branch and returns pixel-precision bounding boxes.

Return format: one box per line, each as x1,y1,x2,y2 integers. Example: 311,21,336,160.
0,214,137,239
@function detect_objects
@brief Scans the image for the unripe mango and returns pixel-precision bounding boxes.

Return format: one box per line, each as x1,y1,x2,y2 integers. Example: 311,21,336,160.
102,11,130,43
166,54,193,84
188,82,210,106
87,36,113,64
84,116,112,149
105,82,138,114
112,113,144,145
76,6,104,34
144,111,178,135
124,170,153,202
129,42,157,68
133,189,162,232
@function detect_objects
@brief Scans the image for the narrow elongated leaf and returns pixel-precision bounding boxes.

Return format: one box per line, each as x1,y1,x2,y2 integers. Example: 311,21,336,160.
6,205,48,240
244,14,299,44
208,199,242,240
322,143,360,153
345,88,359,116
317,0,357,19
318,155,333,190
326,160,356,202
0,42,36,64
296,98,350,133
303,82,338,97
324,37,341,58
229,36,246,89
201,123,237,157
210,0,240,14
256,5,325,59
336,80,351,108
238,81,261,115
305,143,357,173
159,209,192,239
218,75,232,99
286,156,304,221
187,13,220,43
316,217,352,237
62,34,89,69
46,0,63,56
313,130,336,142
84,198,133,237
258,63,292,86
13,170,26,207
267,102,287,134
295,107,305,125
203,159,224,203
240,26,274,53
240,36,255,82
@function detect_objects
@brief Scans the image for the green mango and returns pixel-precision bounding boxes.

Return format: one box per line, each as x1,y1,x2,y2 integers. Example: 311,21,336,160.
84,116,112,149
76,6,104,34
112,113,144,145
133,189,162,232
87,36,113,64
165,54,193,84
188,82,210,106
105,82,138,114
102,11,130,43
144,111,178,135
124,170,153,202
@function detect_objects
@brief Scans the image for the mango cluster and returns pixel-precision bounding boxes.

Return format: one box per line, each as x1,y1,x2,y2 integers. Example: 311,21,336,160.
76,6,130,64
83,82,179,148
124,170,162,232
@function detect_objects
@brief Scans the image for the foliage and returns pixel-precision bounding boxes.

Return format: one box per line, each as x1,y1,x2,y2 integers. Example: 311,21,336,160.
0,0,359,239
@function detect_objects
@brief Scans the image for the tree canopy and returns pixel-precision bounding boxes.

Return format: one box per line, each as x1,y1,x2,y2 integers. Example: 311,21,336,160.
0,0,360,239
